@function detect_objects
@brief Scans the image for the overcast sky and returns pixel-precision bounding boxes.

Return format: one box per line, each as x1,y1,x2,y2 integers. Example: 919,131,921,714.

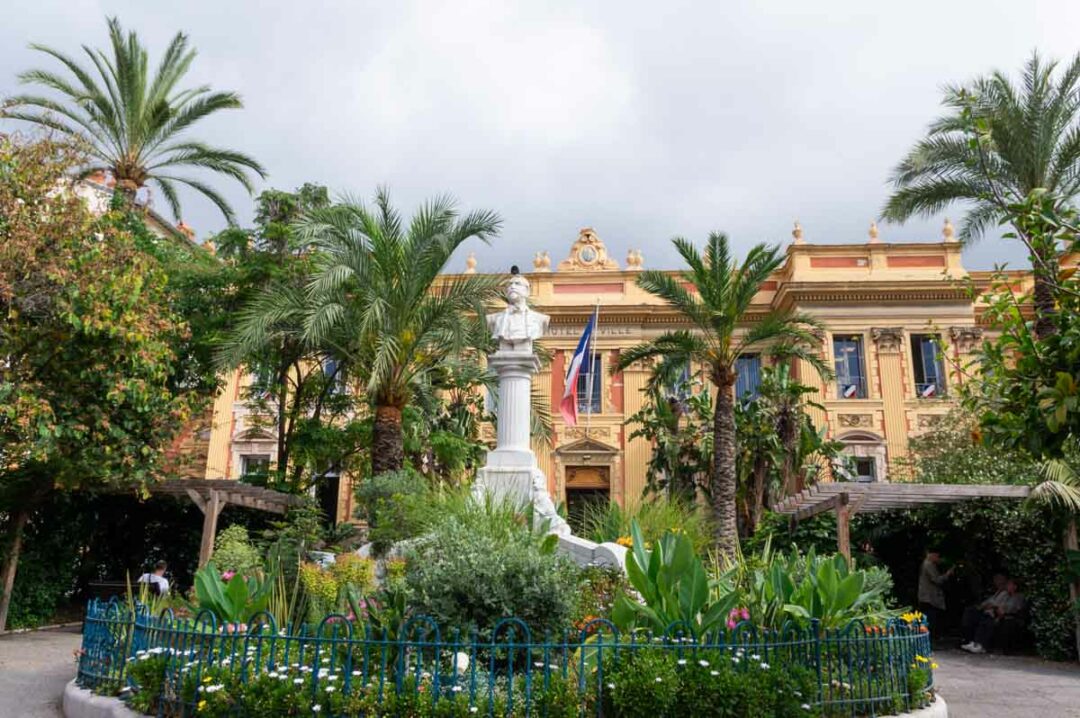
3,1,1078,271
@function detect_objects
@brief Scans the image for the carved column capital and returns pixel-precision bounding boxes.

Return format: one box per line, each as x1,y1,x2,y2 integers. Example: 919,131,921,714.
871,327,904,353
949,325,984,353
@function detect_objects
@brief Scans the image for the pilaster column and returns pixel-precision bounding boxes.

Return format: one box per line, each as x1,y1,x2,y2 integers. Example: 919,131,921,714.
871,327,907,478
622,367,650,507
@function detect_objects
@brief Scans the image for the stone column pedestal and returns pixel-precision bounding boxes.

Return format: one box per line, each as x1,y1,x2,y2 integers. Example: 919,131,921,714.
474,348,569,535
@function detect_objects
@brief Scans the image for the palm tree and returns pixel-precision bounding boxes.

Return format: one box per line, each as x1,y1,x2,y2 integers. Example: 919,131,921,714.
1031,449,1080,659
298,189,502,475
3,17,265,223
615,233,827,558
882,51,1080,339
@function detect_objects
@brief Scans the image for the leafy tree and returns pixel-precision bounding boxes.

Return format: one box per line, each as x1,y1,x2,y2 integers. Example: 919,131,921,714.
883,52,1080,338
736,363,842,533
626,376,713,503
217,185,368,492
957,193,1080,456
615,233,826,558
297,189,502,474
0,136,193,630
3,16,265,222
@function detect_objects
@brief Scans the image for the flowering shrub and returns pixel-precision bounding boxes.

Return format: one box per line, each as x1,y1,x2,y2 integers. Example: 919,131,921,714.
600,649,820,718
571,564,628,629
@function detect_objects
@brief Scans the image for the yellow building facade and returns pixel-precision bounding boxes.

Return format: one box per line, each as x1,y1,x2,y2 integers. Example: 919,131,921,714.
199,222,1017,523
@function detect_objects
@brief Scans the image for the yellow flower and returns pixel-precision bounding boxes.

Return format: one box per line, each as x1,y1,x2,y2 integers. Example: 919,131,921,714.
915,654,930,663
197,699,207,712
616,536,633,548
931,663,939,670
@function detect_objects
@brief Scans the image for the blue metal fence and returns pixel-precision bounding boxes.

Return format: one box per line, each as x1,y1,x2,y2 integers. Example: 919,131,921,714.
76,599,933,717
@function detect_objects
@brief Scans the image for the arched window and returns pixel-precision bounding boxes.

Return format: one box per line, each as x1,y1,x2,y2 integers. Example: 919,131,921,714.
836,431,887,482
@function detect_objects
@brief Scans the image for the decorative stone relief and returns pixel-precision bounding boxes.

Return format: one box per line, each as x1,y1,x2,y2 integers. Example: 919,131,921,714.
949,325,984,353
916,414,945,431
563,426,612,440
871,327,904,353
626,249,644,270
838,413,874,428
557,228,620,272
532,251,552,272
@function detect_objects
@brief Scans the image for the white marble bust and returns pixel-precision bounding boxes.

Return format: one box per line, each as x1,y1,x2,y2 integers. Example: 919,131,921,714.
486,273,549,351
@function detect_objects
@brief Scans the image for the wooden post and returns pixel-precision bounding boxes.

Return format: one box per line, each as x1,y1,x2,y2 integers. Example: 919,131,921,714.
836,492,851,566
194,489,226,569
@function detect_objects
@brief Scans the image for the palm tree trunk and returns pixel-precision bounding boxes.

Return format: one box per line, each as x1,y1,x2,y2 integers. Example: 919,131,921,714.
372,405,404,475
1033,271,1058,340
711,374,739,559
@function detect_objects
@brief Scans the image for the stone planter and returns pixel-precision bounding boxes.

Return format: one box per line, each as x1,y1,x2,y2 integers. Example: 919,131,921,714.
62,681,142,718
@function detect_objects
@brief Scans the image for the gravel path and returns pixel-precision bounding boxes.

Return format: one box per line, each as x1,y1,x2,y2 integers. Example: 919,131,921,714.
0,626,81,717
935,648,1080,717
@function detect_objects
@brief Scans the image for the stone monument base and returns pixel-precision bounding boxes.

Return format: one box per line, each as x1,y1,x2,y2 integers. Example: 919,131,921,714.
474,465,571,536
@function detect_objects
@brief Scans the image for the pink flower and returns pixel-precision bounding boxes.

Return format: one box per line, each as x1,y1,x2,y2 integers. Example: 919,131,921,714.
740,608,750,621
221,570,235,581
726,619,737,630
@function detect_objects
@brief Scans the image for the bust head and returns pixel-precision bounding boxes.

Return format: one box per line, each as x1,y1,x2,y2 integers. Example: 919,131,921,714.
506,275,530,309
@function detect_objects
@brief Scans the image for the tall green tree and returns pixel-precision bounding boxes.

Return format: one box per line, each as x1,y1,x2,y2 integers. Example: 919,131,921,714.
959,191,1080,456
298,189,502,475
3,16,265,222
615,233,826,558
0,136,193,630
216,185,370,492
735,363,841,533
882,51,1080,338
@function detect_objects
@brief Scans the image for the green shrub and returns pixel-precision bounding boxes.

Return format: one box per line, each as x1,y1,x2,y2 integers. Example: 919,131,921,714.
355,469,429,556
212,525,262,577
601,649,820,718
572,564,628,629
405,508,578,638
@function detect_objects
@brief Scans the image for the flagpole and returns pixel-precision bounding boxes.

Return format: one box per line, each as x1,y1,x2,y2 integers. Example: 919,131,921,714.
585,299,600,436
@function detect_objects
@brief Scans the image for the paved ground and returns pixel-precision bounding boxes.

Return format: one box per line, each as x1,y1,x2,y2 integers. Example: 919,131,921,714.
935,648,1080,717
0,626,80,717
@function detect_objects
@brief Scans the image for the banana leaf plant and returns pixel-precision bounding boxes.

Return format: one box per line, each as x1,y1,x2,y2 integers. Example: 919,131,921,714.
190,561,273,626
748,549,891,629
611,520,738,637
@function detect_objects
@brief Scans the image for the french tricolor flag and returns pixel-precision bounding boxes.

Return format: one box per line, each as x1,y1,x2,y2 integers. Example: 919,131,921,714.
560,311,597,426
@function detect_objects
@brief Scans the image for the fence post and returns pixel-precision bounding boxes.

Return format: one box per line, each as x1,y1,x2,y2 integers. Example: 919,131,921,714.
811,618,823,708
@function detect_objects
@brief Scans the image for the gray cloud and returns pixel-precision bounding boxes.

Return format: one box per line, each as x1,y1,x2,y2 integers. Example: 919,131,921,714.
3,0,1077,272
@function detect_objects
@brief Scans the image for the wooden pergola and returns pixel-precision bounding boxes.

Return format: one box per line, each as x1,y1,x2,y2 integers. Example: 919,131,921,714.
771,482,1032,562
147,479,303,568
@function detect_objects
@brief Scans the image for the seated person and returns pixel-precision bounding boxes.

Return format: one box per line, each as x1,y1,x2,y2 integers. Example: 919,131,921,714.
962,579,1024,654
961,573,1008,644
136,560,170,597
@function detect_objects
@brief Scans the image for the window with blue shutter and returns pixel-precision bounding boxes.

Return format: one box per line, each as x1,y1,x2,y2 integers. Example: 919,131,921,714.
735,354,762,400
833,335,867,399
576,354,603,413
911,334,946,398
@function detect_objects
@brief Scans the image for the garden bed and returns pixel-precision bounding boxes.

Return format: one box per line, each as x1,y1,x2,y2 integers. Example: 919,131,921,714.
76,599,936,717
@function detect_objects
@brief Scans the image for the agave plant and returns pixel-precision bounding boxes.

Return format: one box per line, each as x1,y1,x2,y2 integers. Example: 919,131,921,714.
611,520,738,637
191,561,273,626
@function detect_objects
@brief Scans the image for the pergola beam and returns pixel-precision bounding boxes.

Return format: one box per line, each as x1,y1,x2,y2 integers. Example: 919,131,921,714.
772,483,1034,563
